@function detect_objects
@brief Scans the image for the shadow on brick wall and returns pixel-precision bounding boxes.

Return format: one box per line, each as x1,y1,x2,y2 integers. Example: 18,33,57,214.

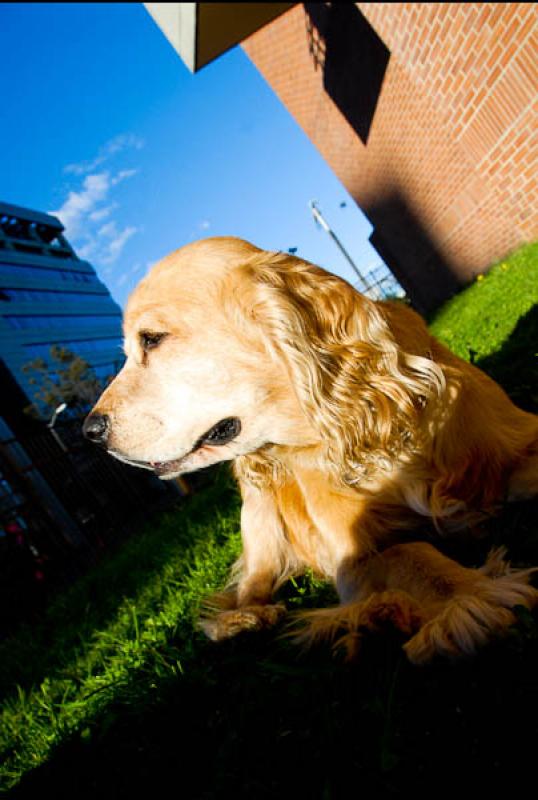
303,6,460,312
364,190,462,314
304,3,390,145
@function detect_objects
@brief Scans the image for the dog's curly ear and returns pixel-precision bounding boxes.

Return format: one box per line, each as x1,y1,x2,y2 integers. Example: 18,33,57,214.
232,252,444,482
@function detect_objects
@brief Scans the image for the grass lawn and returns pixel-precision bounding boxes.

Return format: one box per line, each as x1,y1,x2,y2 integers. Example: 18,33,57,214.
1,243,537,798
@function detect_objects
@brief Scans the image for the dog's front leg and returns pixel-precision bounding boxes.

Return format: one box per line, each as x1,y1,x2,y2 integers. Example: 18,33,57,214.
199,481,291,641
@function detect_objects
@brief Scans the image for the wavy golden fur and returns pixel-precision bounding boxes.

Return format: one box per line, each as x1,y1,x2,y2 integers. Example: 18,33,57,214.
88,237,538,663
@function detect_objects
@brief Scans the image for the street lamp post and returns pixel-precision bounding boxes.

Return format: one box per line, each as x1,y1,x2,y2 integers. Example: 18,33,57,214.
309,200,372,294
47,402,68,452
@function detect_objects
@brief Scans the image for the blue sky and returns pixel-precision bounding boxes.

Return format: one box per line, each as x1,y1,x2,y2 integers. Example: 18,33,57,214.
1,3,385,308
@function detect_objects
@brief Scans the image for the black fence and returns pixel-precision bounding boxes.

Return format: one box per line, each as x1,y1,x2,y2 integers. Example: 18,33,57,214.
0,419,189,636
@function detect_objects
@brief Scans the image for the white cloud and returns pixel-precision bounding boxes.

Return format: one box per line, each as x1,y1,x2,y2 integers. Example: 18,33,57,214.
64,133,144,176
111,169,138,185
98,220,118,238
113,262,143,290
199,219,211,230
76,240,97,260
53,140,142,274
51,167,139,264
88,203,117,222
116,272,130,288
50,172,110,239
77,219,139,266
100,225,138,265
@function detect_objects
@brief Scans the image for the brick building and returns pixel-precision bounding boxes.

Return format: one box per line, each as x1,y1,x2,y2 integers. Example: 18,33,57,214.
146,3,537,311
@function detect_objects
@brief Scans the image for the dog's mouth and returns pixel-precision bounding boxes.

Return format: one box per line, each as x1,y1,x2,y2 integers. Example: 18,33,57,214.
111,417,242,477
194,416,242,448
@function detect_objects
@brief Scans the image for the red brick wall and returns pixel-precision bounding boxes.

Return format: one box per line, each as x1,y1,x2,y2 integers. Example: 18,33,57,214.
242,3,537,310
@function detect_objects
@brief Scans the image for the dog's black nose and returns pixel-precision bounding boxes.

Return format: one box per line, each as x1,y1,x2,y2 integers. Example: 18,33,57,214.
82,413,109,445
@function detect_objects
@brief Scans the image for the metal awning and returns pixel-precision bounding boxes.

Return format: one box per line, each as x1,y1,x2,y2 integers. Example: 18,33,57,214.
144,2,294,72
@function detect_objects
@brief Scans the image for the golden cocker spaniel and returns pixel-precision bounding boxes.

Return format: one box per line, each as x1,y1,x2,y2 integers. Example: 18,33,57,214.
84,237,538,663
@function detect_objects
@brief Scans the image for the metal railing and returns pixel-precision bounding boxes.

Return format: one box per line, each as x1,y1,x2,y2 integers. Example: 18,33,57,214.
0,419,184,634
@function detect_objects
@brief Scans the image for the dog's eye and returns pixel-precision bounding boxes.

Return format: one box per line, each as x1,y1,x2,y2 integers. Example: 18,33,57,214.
139,331,168,351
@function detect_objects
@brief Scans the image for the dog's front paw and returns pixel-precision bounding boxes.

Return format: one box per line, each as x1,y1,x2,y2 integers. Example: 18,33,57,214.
199,603,287,642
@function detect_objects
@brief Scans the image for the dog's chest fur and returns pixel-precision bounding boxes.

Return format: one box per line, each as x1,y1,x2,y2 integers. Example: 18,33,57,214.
262,448,417,579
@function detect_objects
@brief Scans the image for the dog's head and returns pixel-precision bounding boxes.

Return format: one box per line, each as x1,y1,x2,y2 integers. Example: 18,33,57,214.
84,237,443,481
83,237,315,478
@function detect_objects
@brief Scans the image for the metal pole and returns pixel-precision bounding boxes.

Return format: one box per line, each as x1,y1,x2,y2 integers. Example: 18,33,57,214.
48,426,68,453
48,403,68,452
309,200,371,293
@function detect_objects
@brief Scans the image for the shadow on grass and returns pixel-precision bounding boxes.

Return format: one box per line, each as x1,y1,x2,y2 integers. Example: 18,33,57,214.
476,303,538,414
0,467,241,703
9,621,538,798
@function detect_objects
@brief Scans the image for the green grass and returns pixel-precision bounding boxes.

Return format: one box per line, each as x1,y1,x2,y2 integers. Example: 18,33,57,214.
429,242,538,361
1,243,537,797
0,475,243,790
430,242,538,413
